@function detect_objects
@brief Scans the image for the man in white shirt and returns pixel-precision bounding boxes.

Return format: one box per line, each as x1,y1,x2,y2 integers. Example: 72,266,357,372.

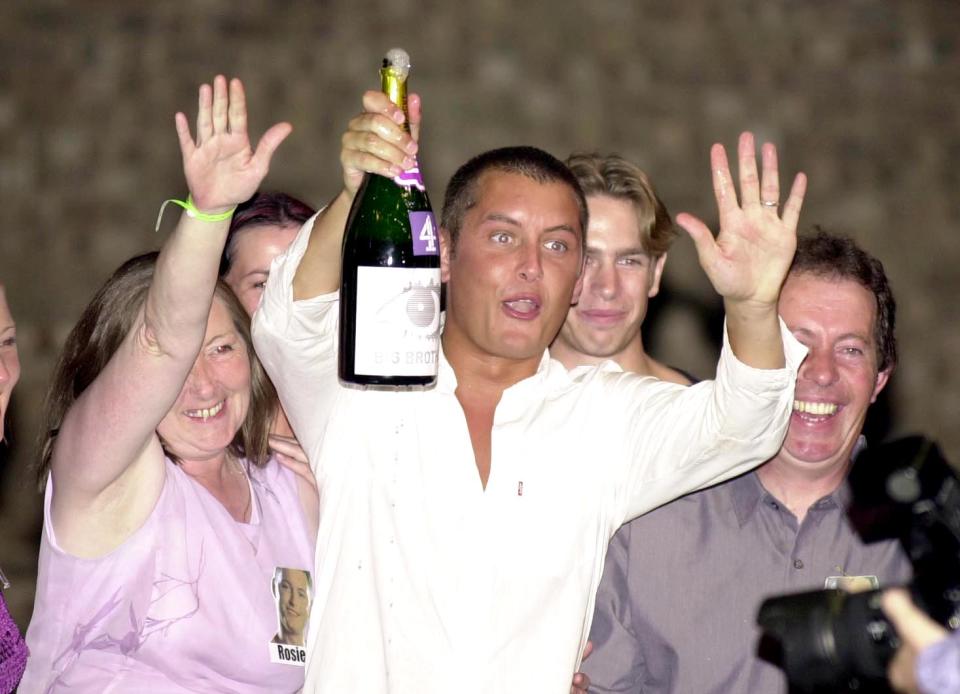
252,89,808,693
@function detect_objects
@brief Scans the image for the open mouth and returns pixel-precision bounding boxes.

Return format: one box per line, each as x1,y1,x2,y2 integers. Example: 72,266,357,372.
792,400,839,420
184,400,225,422
502,297,541,320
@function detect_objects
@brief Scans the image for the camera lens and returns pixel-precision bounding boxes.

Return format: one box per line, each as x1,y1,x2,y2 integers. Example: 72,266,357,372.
757,589,897,692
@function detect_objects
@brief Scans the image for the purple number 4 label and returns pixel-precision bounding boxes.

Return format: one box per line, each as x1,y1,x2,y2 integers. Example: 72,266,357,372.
410,211,439,256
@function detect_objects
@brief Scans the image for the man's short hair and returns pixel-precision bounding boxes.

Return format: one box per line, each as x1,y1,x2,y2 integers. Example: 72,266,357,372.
440,146,588,251
565,153,678,257
791,228,897,372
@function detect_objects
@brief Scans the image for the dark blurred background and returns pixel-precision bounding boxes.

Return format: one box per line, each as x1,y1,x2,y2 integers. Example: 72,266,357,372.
1,0,958,631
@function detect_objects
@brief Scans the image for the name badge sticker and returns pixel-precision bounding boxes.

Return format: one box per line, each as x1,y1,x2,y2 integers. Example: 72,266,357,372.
824,575,880,592
270,642,307,666
268,566,312,667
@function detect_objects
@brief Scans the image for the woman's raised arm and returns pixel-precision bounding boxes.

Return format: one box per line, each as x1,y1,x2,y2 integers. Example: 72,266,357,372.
49,77,289,553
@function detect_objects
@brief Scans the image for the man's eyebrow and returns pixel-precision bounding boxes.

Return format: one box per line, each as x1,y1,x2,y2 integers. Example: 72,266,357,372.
792,326,871,343
480,213,577,236
836,332,871,343
482,213,521,226
544,223,578,235
586,245,647,255
612,246,648,256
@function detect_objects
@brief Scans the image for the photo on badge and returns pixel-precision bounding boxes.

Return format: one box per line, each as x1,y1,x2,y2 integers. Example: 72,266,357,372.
268,566,312,666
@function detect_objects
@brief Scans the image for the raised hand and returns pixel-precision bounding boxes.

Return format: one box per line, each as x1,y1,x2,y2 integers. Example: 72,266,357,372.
340,90,421,199
291,90,422,299
677,132,807,308
174,75,292,213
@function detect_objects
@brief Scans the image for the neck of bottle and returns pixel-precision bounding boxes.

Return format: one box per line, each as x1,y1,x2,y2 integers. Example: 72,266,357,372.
381,68,410,135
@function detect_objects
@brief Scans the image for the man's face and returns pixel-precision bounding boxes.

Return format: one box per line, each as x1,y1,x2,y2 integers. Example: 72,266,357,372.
440,171,584,362
776,272,891,473
554,194,665,362
278,569,310,641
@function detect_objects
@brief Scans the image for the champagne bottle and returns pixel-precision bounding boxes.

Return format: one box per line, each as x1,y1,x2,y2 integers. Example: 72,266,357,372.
339,48,441,388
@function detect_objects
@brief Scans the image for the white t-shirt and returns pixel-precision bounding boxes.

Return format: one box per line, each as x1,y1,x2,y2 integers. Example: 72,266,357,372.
252,217,806,694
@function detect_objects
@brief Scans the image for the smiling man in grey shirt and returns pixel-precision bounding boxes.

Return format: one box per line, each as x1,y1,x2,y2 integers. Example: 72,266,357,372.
582,231,912,693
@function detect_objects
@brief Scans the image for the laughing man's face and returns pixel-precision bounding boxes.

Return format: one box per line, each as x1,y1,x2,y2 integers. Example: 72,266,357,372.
776,272,890,474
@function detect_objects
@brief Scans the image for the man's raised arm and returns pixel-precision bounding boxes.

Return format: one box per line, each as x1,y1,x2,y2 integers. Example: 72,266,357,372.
603,133,809,525
252,89,424,466
677,132,807,369
292,90,422,299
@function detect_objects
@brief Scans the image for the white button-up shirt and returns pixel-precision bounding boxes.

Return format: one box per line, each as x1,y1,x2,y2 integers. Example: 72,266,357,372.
252,218,807,694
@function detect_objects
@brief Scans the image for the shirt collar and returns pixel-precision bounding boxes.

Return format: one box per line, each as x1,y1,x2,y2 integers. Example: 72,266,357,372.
729,471,767,527
435,342,558,398
729,437,866,526
495,351,566,423
436,341,459,393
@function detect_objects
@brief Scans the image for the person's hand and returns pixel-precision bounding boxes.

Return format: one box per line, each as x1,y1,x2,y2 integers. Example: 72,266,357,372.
570,640,593,694
340,90,422,200
291,88,422,299
677,132,807,309
268,434,317,493
882,588,949,693
175,75,292,213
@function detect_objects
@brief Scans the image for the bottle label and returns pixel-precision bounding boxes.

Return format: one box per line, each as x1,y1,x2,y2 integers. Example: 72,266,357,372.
393,162,427,192
409,211,439,256
353,266,441,377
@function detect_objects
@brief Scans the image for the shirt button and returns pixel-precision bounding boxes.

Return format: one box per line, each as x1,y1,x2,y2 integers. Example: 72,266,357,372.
793,559,804,570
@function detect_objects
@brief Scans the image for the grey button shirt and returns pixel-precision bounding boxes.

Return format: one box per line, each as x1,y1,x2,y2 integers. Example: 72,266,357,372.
583,469,912,694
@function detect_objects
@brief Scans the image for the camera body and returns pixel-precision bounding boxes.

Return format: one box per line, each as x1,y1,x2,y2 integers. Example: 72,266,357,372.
756,436,960,692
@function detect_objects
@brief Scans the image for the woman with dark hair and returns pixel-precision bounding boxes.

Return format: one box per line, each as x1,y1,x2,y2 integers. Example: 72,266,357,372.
221,191,318,513
21,76,315,692
223,192,313,436
222,191,316,318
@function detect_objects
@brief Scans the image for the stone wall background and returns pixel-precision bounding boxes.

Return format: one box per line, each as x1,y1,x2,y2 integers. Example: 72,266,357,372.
1,0,958,628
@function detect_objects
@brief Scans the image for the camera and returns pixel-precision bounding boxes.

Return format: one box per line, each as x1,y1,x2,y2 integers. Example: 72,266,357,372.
756,436,960,692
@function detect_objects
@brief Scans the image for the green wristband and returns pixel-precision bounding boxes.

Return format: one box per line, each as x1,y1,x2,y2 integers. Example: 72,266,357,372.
154,195,237,231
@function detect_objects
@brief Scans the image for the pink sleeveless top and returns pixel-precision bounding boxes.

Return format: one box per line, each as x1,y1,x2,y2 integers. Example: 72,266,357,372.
22,457,314,693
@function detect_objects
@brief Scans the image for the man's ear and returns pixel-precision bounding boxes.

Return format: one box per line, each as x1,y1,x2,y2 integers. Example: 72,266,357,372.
648,253,668,298
870,367,892,404
440,227,452,283
570,241,587,305
570,273,584,306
